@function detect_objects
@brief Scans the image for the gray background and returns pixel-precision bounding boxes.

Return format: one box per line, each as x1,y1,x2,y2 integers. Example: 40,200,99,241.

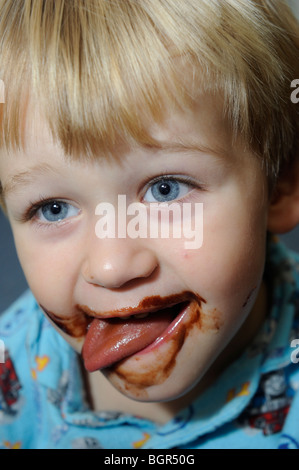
0,0,299,312
288,0,299,17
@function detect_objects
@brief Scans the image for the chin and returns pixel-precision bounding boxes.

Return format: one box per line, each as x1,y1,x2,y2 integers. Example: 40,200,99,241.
103,367,192,402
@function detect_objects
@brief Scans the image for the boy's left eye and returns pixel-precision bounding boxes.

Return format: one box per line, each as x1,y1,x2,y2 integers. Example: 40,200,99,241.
36,201,79,222
143,178,191,203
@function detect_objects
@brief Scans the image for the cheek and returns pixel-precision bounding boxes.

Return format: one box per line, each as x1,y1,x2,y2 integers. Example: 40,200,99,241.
176,205,267,311
13,231,76,306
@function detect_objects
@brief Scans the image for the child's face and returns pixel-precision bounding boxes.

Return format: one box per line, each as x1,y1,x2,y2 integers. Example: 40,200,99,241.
0,93,270,402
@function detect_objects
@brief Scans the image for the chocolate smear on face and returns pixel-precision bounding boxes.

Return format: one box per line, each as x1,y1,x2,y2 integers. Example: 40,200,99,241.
40,292,204,340
40,305,92,338
112,301,223,390
113,302,201,388
81,292,207,372
77,291,206,319
40,290,223,391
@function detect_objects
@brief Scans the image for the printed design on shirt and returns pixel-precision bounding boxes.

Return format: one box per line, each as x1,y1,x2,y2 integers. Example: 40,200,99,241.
71,410,128,428
246,318,277,358
71,437,103,449
274,258,296,286
47,373,72,446
0,349,22,422
47,371,69,409
226,382,250,403
278,433,299,449
0,307,29,338
157,405,194,437
239,370,293,436
31,355,50,380
2,440,22,449
133,432,151,448
51,423,70,446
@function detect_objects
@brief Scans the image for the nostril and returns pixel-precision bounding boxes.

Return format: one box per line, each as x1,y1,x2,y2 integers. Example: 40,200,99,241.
81,241,159,289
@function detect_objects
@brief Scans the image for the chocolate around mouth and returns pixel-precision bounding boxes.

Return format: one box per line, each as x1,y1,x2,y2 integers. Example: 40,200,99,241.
98,301,188,326
111,302,223,392
82,301,192,371
40,293,225,394
40,291,206,340
40,305,93,338
78,291,206,320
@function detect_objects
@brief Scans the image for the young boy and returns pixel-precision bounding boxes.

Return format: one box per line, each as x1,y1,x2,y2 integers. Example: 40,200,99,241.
0,0,299,450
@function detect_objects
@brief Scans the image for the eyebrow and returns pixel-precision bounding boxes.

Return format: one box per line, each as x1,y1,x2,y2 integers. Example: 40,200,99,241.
0,163,61,199
0,140,228,199
145,139,229,159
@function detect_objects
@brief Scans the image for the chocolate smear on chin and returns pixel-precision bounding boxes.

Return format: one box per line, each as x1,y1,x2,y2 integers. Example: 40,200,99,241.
81,292,207,373
110,298,223,392
40,293,224,396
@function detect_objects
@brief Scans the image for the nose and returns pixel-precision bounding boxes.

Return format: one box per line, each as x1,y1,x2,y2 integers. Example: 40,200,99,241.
81,237,158,289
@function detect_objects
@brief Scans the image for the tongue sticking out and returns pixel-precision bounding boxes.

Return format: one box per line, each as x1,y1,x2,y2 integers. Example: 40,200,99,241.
82,307,179,372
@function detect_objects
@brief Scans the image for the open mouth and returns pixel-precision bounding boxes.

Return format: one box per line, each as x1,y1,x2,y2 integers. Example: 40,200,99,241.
82,300,192,372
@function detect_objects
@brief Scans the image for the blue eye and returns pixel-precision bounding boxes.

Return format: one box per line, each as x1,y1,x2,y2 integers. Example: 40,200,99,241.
37,201,79,222
144,178,190,203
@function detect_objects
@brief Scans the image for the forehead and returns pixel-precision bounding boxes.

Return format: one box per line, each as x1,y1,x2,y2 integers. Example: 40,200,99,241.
0,95,238,208
0,89,233,168
0,93,264,212
0,102,62,198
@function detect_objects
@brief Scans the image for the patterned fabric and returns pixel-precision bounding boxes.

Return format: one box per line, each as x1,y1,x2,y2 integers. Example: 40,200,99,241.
0,238,298,449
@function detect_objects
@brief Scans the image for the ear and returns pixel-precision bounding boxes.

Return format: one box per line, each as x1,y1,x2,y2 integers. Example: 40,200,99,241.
267,159,299,234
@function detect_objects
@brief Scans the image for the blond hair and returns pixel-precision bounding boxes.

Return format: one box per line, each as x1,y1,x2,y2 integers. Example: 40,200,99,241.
0,0,299,185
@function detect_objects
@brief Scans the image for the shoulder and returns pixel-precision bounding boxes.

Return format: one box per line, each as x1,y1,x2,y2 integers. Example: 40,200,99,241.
0,290,71,361
266,238,299,285
286,245,299,266
0,290,40,341
0,291,44,385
